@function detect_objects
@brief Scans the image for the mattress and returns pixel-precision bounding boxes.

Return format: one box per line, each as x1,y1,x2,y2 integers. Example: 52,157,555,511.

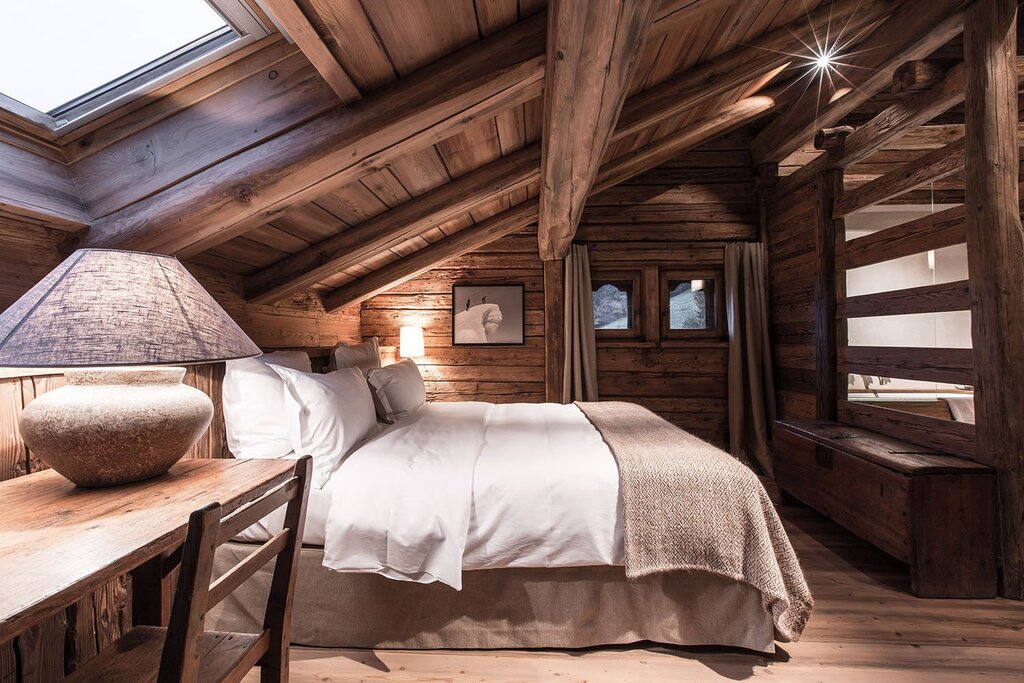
237,402,624,586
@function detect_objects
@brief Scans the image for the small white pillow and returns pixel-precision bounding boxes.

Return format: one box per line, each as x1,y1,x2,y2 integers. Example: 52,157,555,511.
365,359,427,423
223,351,311,459
270,365,378,488
331,337,381,373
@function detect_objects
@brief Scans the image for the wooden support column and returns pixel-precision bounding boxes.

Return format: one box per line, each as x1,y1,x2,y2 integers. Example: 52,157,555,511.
964,0,1024,599
543,259,565,403
814,168,844,422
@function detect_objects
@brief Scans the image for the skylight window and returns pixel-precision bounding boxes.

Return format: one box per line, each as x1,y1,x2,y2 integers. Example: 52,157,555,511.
0,0,267,129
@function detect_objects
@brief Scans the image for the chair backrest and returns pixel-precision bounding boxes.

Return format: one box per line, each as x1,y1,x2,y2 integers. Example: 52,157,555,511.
158,455,312,683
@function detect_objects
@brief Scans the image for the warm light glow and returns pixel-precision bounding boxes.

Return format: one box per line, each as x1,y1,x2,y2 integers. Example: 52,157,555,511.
813,52,833,71
399,326,425,358
691,279,704,292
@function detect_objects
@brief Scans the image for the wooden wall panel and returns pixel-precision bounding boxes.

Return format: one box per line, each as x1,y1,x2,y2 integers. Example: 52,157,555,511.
767,179,819,420
580,132,757,446
360,230,547,404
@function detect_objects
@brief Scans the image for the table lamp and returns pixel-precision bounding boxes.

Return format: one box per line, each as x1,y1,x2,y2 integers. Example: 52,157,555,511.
0,249,261,487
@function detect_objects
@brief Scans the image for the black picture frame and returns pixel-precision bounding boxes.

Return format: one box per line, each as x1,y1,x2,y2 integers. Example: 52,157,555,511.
451,284,526,346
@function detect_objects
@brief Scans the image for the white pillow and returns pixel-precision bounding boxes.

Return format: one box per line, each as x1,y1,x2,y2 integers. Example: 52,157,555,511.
223,351,311,459
270,366,378,488
365,359,426,423
331,337,381,373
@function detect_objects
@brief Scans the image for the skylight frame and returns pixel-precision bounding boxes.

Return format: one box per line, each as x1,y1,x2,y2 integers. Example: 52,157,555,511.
0,0,270,135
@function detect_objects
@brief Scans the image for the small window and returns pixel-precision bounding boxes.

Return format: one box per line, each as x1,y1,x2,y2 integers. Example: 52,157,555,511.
661,271,721,338
592,270,641,338
0,0,268,131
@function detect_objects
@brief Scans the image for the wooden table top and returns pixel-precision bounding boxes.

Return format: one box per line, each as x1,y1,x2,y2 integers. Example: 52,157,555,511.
0,458,294,644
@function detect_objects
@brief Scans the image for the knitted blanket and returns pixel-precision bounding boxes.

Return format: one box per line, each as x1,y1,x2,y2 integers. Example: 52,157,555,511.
575,401,812,642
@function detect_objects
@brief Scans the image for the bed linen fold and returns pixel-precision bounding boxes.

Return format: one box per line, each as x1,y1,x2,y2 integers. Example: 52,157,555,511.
574,400,812,642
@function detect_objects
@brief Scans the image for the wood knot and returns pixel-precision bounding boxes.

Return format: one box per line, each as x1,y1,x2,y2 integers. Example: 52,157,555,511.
555,50,565,60
235,186,256,203
268,70,278,80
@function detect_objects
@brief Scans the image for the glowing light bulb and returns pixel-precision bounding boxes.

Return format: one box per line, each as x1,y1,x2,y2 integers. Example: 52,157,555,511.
813,52,833,71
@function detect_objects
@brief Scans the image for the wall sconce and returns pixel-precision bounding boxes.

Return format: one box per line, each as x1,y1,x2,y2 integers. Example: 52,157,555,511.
927,250,936,271
400,325,425,358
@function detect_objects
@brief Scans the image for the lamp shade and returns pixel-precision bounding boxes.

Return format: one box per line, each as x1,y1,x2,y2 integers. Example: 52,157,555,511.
399,325,425,358
0,249,261,368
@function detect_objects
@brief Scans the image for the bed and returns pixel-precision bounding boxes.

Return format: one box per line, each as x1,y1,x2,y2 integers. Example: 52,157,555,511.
207,397,811,654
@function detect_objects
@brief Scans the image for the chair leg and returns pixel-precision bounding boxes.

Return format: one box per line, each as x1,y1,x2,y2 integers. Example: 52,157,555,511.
259,636,288,683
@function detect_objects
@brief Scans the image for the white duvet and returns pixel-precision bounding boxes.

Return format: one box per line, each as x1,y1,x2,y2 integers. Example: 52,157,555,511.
321,402,624,589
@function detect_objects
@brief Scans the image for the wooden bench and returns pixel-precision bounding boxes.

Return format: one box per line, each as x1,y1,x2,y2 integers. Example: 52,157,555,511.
773,418,997,598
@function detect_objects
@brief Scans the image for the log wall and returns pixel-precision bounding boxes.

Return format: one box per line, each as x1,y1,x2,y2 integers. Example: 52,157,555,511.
358,132,760,445
581,132,759,445
360,228,547,404
766,181,819,420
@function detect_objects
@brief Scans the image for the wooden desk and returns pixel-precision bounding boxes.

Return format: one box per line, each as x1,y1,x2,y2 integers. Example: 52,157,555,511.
0,458,294,646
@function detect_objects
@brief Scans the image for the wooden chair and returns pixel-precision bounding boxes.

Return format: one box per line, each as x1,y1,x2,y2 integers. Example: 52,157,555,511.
69,455,312,683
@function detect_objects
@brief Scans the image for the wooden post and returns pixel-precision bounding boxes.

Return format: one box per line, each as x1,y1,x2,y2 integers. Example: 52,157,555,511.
964,0,1024,599
814,169,844,422
543,259,565,402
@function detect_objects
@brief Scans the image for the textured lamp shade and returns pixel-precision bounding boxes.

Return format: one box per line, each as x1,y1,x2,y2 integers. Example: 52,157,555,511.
0,249,260,367
0,249,260,487
399,325,425,358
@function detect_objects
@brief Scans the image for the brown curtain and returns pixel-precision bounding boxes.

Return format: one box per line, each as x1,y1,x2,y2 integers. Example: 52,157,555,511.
562,244,599,402
725,242,776,475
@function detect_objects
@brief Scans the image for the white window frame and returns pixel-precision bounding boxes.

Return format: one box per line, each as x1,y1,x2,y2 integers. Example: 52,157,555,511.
0,0,269,134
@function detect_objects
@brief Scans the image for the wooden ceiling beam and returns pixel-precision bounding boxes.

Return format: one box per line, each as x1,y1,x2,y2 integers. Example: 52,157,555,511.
614,0,890,142
321,91,780,311
245,145,541,303
75,12,548,257
322,202,540,311
836,138,967,216
771,57,1024,201
537,0,660,261
0,140,88,231
259,0,360,103
251,34,796,304
750,0,967,166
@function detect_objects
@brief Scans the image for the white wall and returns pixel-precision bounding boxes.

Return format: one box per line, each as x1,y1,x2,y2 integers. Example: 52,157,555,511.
844,205,972,393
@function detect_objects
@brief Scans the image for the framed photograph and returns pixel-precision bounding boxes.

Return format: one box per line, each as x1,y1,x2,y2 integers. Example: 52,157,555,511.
451,284,525,346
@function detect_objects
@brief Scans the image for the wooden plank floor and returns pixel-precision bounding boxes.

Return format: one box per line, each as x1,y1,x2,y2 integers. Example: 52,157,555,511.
246,507,1024,682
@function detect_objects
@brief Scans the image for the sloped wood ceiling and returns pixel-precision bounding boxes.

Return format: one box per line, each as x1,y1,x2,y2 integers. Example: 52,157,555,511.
0,0,970,310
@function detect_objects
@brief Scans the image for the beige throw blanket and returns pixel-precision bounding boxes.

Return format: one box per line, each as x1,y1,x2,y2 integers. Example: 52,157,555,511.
575,401,812,642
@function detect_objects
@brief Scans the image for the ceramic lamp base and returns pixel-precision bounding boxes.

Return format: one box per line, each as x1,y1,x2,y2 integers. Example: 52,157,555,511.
19,366,214,487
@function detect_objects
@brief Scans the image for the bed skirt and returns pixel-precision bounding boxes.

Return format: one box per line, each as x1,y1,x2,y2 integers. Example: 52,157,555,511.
206,543,777,653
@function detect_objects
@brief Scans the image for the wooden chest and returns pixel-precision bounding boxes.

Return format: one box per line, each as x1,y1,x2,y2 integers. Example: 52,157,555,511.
774,419,997,598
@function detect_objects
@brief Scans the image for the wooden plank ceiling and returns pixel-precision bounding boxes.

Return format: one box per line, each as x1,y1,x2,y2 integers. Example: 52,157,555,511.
0,0,971,309
194,0,842,302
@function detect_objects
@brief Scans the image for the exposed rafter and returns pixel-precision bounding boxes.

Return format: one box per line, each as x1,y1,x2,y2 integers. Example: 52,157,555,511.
260,0,361,103
614,0,891,142
245,145,541,303
75,13,548,257
321,91,783,311
246,9,836,306
774,57,1024,201
0,140,88,231
536,0,659,261
750,0,967,166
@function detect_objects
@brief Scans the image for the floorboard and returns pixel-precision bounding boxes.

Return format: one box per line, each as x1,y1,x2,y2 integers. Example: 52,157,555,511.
244,507,1024,682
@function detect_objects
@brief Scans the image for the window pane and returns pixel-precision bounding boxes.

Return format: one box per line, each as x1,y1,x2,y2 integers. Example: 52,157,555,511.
0,0,229,113
592,282,632,329
668,279,712,330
